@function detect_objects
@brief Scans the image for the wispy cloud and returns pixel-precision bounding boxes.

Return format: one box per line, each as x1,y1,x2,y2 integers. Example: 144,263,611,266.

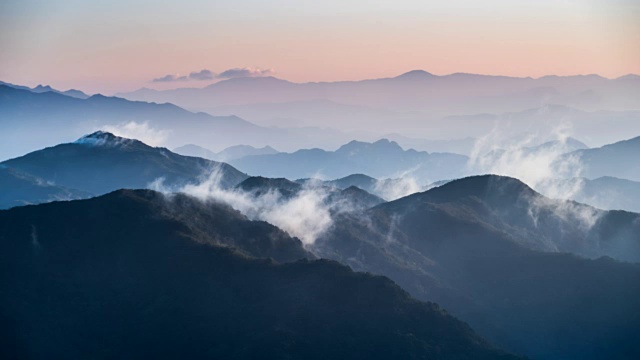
217,67,275,79
151,67,275,82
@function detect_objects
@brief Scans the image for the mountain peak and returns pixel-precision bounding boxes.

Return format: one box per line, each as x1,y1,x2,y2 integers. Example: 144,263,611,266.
74,131,133,147
394,70,435,79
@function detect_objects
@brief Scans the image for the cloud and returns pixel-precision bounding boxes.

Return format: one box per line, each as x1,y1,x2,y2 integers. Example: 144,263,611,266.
102,121,170,146
217,67,275,79
152,74,188,82
151,67,274,82
188,69,215,80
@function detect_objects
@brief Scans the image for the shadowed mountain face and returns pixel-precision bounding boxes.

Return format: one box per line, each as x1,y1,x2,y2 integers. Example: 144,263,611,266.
313,175,640,360
0,190,519,360
230,139,468,182
1,132,248,195
0,167,92,209
565,136,640,181
0,80,89,99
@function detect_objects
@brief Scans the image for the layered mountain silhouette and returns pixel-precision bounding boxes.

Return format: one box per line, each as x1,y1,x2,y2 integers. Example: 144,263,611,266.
174,143,279,162
1,131,248,195
237,176,384,211
537,176,640,213
313,175,640,359
564,135,640,181
0,80,89,99
118,71,640,116
0,166,92,209
297,173,424,201
0,189,519,359
230,139,468,182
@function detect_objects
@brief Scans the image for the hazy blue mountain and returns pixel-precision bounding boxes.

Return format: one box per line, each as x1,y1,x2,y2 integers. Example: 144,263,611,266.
0,80,89,99
314,175,640,359
537,176,640,213
0,166,92,209
174,143,279,161
564,135,640,181
1,131,248,194
118,71,640,115
0,189,519,360
230,139,469,182
297,173,423,201
116,72,640,143
0,84,382,160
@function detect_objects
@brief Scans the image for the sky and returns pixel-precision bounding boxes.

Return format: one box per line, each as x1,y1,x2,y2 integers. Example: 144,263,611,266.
1,0,639,94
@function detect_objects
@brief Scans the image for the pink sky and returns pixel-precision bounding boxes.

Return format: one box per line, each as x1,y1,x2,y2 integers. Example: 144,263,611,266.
1,0,638,94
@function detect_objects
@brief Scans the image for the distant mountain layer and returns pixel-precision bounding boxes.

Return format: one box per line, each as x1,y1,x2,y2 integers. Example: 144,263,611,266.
174,143,279,162
566,135,640,181
230,139,469,182
0,189,519,359
0,80,89,99
314,175,640,359
117,71,640,116
0,166,92,209
537,176,640,213
1,131,248,195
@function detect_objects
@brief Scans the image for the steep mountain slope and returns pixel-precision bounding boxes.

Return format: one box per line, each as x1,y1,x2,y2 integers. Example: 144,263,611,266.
536,176,640,213
313,175,640,359
0,190,518,360
1,132,248,194
0,167,91,209
564,135,640,181
230,139,468,182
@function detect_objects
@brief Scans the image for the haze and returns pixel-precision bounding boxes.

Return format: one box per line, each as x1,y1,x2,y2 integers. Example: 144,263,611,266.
1,0,639,94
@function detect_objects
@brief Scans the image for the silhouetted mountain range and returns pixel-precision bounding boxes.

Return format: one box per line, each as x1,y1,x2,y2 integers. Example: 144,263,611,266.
0,80,89,99
1,131,248,195
313,175,640,359
174,143,279,162
0,166,92,209
0,189,519,359
230,139,468,182
565,135,640,181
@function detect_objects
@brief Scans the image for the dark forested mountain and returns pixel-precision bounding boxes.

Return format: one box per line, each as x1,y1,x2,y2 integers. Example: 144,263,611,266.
230,139,468,181
313,175,640,359
0,189,519,360
0,167,91,209
564,135,640,181
1,131,248,195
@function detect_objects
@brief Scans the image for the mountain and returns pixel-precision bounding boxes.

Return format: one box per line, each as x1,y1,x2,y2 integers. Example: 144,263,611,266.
116,72,640,141
237,176,385,211
565,135,640,181
312,175,640,359
0,84,384,161
118,71,640,115
0,166,92,209
0,80,89,99
174,144,279,162
297,173,423,201
0,189,519,359
536,176,640,213
230,139,469,182
1,131,248,195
